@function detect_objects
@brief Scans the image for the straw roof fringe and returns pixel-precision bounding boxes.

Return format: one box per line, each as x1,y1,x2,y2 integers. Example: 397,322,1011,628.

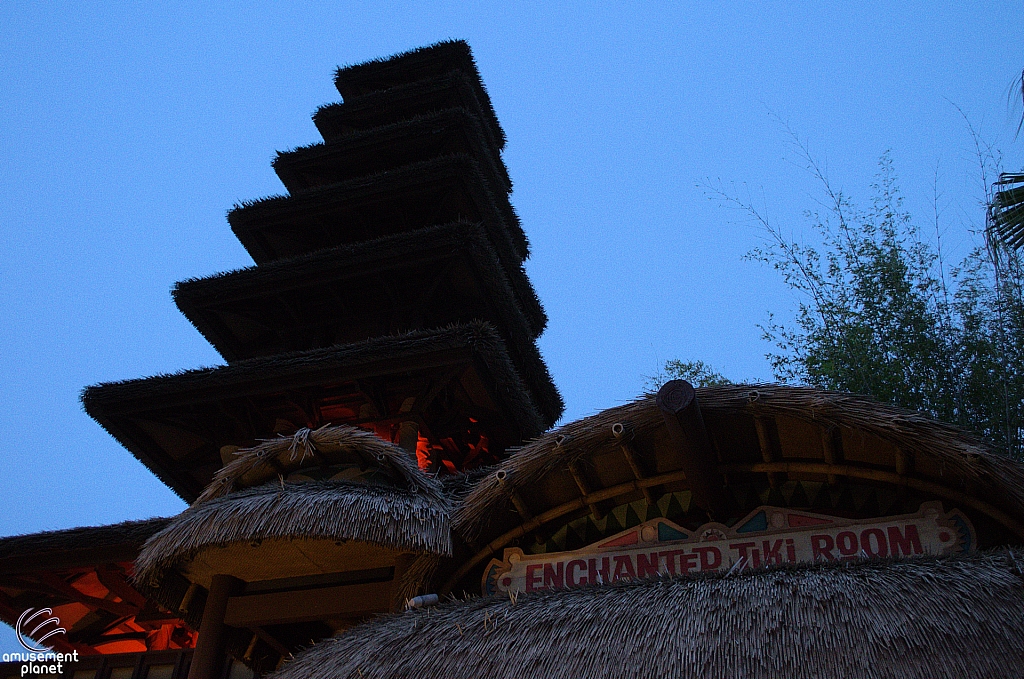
275,107,511,195
83,320,554,440
228,153,529,265
198,424,443,504
314,70,504,153
394,553,444,606
270,550,1024,679
0,518,169,574
455,384,1024,543
333,40,505,150
135,481,451,586
173,219,547,345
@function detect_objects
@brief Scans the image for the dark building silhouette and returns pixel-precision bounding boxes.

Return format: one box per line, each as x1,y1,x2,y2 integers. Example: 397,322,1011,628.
3,41,1024,679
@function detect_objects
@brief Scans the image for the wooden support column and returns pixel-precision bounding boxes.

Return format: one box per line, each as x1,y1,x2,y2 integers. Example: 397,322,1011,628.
656,380,730,519
188,574,244,679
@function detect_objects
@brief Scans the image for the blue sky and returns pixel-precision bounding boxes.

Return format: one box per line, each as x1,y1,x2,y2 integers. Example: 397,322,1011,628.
0,2,1021,644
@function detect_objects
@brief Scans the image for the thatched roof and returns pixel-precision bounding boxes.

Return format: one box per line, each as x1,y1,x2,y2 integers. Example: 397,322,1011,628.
270,550,1024,679
198,423,443,503
83,322,557,502
314,70,504,154
135,480,451,587
332,40,503,150
276,107,510,196
172,220,547,361
454,384,1024,556
0,518,169,574
228,153,528,266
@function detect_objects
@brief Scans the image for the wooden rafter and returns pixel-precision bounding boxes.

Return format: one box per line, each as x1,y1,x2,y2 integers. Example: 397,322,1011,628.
1,574,137,618
753,416,784,489
820,425,843,486
612,423,654,505
719,461,1024,540
95,565,148,609
441,469,691,594
567,459,601,520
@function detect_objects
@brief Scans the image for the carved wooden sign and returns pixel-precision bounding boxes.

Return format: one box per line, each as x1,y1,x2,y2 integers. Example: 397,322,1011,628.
482,502,974,596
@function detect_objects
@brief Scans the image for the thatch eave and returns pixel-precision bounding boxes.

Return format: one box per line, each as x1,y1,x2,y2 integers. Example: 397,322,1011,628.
454,385,1024,549
271,549,1024,679
314,70,505,156
172,220,547,353
135,480,452,588
275,107,511,195
82,322,556,502
228,153,528,265
0,518,170,575
333,39,505,150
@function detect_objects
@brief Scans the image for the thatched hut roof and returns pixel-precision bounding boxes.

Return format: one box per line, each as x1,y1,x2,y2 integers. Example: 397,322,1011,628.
448,385,1024,592
276,107,510,196
270,550,1024,679
332,40,504,150
229,154,527,266
84,322,557,502
314,70,504,154
0,517,169,574
198,423,443,503
135,479,451,587
173,220,547,361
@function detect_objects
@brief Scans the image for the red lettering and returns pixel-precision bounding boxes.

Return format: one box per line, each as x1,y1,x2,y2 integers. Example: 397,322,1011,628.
694,546,722,570
861,528,888,557
543,562,564,589
836,531,858,558
612,555,636,581
678,553,698,574
762,539,784,565
731,542,756,561
566,559,587,586
811,534,836,561
636,552,660,578
658,550,684,575
731,542,761,567
888,524,923,556
785,539,796,562
526,564,543,593
588,557,611,585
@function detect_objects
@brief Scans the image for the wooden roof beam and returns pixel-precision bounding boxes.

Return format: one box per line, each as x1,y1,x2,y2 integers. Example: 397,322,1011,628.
720,461,1024,541
566,459,602,520
611,423,654,505
95,565,148,609
753,416,785,489
441,469,691,595
820,425,843,486
656,380,731,519
3,574,137,618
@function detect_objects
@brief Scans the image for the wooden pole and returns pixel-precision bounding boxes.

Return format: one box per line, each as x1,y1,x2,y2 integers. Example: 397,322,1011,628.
188,575,244,679
655,380,730,519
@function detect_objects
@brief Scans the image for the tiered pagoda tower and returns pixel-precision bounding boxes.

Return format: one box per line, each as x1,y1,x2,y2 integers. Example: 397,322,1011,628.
0,40,561,677
84,39,562,501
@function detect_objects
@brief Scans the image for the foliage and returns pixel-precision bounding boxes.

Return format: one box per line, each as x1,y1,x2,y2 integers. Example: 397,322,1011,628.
990,172,1024,250
709,138,1024,460
645,359,731,391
